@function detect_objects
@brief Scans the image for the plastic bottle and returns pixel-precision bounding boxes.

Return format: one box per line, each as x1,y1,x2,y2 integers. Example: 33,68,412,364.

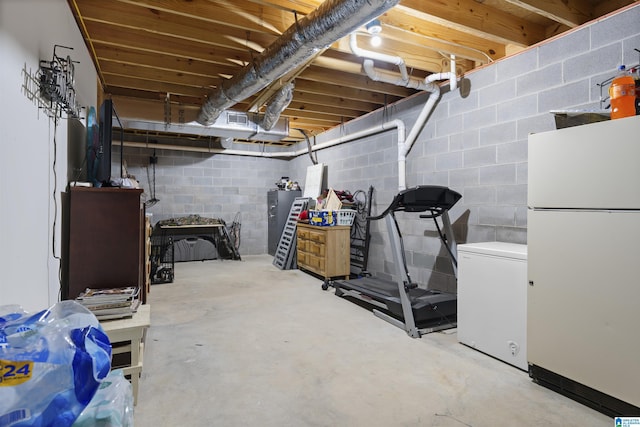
609,65,636,119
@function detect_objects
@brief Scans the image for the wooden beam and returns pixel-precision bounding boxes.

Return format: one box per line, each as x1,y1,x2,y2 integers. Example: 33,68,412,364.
397,0,546,46
374,12,506,62
99,61,219,89
115,0,294,34
293,79,397,105
500,0,594,28
77,0,275,51
94,44,239,78
299,67,416,98
293,90,381,112
286,101,362,118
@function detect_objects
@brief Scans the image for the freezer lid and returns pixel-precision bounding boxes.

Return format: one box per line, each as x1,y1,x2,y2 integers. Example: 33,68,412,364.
458,241,527,260
528,116,640,210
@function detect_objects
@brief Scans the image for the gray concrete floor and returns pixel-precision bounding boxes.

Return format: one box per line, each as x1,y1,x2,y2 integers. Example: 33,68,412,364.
134,255,609,426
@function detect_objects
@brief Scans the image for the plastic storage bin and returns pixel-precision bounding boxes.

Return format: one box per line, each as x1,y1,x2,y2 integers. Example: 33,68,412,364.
309,210,336,226
308,210,355,226
336,209,356,226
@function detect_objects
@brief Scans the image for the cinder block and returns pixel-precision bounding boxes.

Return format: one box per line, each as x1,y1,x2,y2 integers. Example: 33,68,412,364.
449,168,479,187
496,49,537,81
448,89,479,113
435,114,464,137
496,184,527,205
479,164,516,185
478,79,516,108
563,44,621,83
465,224,497,243
463,106,497,131
623,34,640,65
591,5,640,49
436,152,463,171
538,28,590,67
497,94,538,122
463,186,496,205
497,141,527,163
478,206,516,226
193,177,213,186
516,63,562,96
516,114,554,140
496,226,527,244
424,136,450,156
464,146,496,167
466,65,497,88
538,80,591,113
516,207,528,227
480,122,517,146
420,171,449,187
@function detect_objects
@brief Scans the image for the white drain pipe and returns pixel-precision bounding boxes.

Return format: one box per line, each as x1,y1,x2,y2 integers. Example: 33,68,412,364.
121,119,406,159
349,33,458,190
122,47,458,190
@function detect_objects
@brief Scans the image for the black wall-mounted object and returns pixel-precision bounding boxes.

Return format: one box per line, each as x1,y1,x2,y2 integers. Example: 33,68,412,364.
97,99,113,185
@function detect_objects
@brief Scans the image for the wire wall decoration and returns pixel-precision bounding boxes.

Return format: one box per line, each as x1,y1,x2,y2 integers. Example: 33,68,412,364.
39,45,83,118
23,44,83,120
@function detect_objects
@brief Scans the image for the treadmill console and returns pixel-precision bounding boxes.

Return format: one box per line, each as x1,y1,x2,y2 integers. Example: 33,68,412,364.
370,185,461,220
393,185,461,213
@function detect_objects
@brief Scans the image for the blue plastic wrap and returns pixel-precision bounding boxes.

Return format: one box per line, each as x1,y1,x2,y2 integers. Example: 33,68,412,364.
0,301,112,427
72,369,133,427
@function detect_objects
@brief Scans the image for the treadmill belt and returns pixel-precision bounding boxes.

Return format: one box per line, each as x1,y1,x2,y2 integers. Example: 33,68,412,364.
334,277,457,324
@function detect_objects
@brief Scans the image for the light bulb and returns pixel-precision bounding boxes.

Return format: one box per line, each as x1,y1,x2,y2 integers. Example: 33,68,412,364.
370,35,382,47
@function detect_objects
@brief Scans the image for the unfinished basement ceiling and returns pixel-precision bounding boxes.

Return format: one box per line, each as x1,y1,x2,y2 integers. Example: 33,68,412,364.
68,0,635,147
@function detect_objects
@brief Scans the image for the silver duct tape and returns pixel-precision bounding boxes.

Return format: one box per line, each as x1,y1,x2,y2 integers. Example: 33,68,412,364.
197,0,399,125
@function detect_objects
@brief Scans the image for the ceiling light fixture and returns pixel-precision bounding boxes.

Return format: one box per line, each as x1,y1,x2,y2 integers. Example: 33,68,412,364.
366,19,382,47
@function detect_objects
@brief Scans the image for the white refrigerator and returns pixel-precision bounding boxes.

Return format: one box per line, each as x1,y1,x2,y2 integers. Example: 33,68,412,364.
527,115,640,415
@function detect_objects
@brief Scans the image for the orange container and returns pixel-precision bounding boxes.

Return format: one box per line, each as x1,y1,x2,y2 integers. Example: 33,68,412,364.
609,65,636,119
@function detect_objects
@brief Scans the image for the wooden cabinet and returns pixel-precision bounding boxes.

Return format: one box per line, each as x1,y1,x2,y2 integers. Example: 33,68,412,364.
296,223,350,285
62,187,144,301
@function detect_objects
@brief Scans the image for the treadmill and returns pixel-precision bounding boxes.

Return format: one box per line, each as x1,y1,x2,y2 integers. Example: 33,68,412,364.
332,185,461,338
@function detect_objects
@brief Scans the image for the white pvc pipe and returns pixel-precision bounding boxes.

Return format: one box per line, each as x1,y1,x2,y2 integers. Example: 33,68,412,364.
362,60,429,91
292,118,405,156
121,119,407,160
121,140,293,157
349,33,408,81
450,54,457,91
122,54,459,191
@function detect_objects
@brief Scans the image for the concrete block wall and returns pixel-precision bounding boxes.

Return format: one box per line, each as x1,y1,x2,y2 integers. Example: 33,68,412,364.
290,4,640,292
113,146,291,255
111,5,638,281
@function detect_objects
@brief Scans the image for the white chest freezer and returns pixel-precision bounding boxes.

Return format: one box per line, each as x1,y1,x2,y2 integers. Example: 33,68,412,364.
457,242,528,370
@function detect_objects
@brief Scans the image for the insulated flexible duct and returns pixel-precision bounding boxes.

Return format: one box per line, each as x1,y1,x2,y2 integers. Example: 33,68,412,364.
197,0,400,125
261,82,294,131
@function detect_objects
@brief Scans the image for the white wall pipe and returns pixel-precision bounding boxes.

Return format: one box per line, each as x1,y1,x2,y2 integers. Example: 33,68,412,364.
121,57,457,191
349,33,409,81
121,140,294,157
349,32,460,189
292,118,405,156
362,60,429,90
121,119,407,159
396,61,458,190
450,55,457,91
